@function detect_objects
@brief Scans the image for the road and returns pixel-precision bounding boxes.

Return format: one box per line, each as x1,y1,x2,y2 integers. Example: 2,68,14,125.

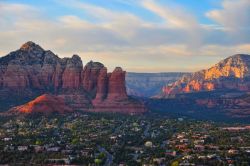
97,145,113,166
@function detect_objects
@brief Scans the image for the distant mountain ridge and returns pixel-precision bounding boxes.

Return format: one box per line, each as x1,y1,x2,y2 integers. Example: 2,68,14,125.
160,54,250,97
126,72,188,97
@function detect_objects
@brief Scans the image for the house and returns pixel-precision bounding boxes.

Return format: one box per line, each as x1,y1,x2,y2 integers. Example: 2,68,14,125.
180,139,189,143
230,136,243,142
179,161,195,166
182,155,193,160
46,146,61,152
176,144,188,151
177,134,185,139
153,157,165,164
198,155,206,159
206,145,219,151
4,145,15,151
165,150,176,156
18,146,28,151
207,154,217,159
194,145,205,152
46,158,70,164
228,149,239,155
81,148,92,157
3,137,12,141
145,141,153,148
33,145,44,153
194,139,204,145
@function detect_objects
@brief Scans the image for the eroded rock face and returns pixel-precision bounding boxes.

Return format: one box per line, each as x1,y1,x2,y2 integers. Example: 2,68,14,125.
1,41,146,114
62,55,83,89
82,61,104,94
94,67,108,100
92,67,147,114
107,67,128,100
161,54,250,97
0,42,83,91
9,94,73,114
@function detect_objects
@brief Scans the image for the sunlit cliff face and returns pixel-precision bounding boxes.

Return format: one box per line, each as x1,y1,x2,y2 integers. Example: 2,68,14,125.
11,94,73,114
162,54,250,95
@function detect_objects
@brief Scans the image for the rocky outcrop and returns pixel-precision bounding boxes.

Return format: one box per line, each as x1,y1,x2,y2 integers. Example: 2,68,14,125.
9,94,73,114
95,67,108,100
161,54,250,97
82,61,104,94
0,41,146,114
92,67,146,114
62,55,83,89
0,41,83,90
107,67,127,100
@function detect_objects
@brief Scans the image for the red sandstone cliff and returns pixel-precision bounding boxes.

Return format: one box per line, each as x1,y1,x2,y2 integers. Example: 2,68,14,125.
0,41,83,90
92,67,146,114
0,41,146,114
82,61,104,93
160,54,250,97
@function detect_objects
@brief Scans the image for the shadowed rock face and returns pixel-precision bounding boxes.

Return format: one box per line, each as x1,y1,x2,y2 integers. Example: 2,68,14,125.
0,41,146,114
95,67,108,100
196,95,250,118
160,54,250,97
108,67,127,100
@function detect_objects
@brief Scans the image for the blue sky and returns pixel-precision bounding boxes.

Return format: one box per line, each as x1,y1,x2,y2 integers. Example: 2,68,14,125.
0,0,249,72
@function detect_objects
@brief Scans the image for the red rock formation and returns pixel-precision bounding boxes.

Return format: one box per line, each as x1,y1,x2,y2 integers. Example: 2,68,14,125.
94,67,108,100
161,54,250,97
9,94,73,114
82,61,104,93
107,67,128,100
92,67,146,114
62,55,83,89
0,42,84,90
1,41,147,114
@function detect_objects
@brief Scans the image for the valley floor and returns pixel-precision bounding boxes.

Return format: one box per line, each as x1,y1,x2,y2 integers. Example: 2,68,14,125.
0,112,249,165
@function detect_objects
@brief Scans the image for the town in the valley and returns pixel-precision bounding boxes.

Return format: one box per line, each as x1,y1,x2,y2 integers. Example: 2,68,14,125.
0,113,249,165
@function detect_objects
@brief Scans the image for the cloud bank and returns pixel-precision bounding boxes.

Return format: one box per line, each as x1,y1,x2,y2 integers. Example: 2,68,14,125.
0,0,249,72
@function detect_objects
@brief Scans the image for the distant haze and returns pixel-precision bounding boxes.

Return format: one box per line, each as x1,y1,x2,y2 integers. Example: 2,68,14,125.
126,72,188,97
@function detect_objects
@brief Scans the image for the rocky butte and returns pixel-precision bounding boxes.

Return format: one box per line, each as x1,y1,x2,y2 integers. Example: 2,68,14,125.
0,41,146,114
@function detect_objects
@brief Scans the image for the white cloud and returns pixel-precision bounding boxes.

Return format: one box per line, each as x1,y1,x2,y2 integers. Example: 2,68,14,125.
0,1,249,72
59,15,93,29
141,0,204,49
206,0,250,33
141,0,198,29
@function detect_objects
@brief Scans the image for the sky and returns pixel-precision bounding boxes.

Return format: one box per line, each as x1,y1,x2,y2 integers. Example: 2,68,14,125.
0,0,250,72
